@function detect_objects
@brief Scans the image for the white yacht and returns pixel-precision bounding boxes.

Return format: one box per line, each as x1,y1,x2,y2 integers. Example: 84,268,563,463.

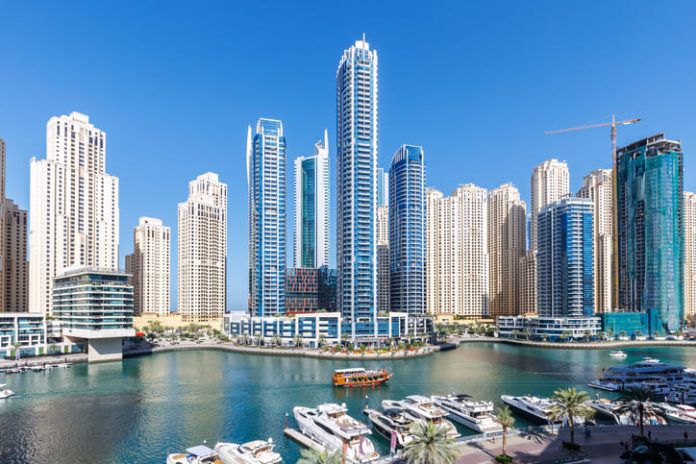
655,403,696,424
587,399,628,425
431,394,502,434
293,403,379,463
0,384,15,399
364,407,416,448
589,358,685,392
382,395,460,439
166,445,220,464
667,383,696,405
500,395,557,424
609,351,628,359
215,439,282,464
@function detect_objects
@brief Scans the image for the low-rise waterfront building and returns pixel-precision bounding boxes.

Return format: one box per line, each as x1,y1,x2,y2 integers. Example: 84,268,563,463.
0,312,46,358
497,315,601,341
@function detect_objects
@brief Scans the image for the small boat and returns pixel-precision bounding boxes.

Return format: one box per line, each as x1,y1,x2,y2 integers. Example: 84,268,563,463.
166,445,221,464
332,368,392,388
364,407,416,448
382,395,460,439
215,439,282,464
0,384,15,399
609,351,627,359
431,394,502,434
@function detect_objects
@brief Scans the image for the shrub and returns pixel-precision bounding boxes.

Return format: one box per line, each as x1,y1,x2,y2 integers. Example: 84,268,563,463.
495,455,512,464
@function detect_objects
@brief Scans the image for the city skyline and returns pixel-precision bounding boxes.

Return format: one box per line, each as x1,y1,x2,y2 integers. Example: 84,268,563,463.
2,2,696,310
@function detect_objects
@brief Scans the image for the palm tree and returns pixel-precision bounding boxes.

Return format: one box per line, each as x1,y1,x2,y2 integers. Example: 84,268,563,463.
402,421,459,464
296,448,342,464
495,405,515,458
548,387,595,447
616,385,658,438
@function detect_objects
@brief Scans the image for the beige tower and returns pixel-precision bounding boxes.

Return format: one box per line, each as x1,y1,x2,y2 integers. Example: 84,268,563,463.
425,188,443,315
487,183,526,317
376,205,390,313
685,192,696,319
133,217,170,316
577,169,613,313
531,159,570,250
519,251,537,314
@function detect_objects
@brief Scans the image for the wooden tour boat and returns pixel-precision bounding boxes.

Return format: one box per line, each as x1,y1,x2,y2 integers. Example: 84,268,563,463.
332,368,392,388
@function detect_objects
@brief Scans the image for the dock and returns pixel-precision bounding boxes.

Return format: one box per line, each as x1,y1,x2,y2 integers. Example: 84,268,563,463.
284,427,327,453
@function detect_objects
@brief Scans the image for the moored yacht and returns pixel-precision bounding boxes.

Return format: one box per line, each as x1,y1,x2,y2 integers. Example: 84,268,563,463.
363,407,416,448
589,358,685,392
382,395,460,439
655,403,696,424
501,395,556,424
431,394,502,434
667,383,696,405
215,439,282,464
0,384,15,399
166,445,220,464
588,399,626,425
293,403,379,463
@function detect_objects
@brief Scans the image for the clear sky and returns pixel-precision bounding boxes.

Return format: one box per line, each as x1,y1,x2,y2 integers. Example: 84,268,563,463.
1,1,694,311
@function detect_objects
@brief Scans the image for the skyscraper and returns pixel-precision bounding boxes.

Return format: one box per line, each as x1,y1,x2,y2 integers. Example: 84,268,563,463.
389,145,425,314
425,187,442,315
336,37,379,336
376,205,390,313
29,112,119,315
178,172,227,322
247,119,286,317
616,134,683,333
294,130,329,269
487,183,526,317
132,217,170,316
531,159,570,250
685,192,696,319
377,167,389,207
537,197,594,318
577,169,613,313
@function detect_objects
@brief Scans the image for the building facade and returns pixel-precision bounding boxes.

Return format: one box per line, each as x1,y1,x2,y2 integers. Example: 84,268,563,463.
285,267,337,313
531,159,570,251
685,192,696,319
247,119,286,317
389,145,425,314
577,169,613,314
377,167,389,207
336,37,379,337
132,217,170,316
425,188,442,315
518,251,537,313
29,112,119,315
616,134,683,334
537,197,594,318
177,173,227,322
2,199,27,312
487,183,526,317
376,205,390,313
294,130,329,269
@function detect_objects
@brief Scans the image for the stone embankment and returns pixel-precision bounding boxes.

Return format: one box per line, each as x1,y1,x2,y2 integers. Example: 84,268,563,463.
456,335,696,349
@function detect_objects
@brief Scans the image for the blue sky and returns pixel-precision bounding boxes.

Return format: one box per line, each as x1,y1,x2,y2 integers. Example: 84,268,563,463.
1,1,694,311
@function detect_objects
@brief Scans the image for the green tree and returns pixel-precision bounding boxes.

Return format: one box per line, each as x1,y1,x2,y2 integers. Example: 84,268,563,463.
296,448,342,464
548,387,595,447
402,421,459,464
616,385,658,438
495,405,515,458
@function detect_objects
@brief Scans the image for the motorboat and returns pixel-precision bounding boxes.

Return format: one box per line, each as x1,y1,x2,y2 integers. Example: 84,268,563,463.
0,384,15,399
382,395,460,439
609,351,628,359
215,439,282,464
589,358,685,392
655,403,696,424
293,403,379,463
166,445,221,464
501,395,556,424
431,394,502,434
588,399,627,425
364,407,416,448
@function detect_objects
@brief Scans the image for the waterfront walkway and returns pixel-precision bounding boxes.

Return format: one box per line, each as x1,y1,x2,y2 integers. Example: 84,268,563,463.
456,335,696,350
456,425,696,463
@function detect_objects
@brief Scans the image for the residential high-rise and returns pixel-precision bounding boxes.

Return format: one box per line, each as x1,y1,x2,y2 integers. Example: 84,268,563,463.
377,167,389,207
616,134,683,333
537,197,594,318
426,184,488,318
336,37,379,336
531,159,570,250
29,112,119,315
178,173,227,322
389,145,425,314
294,130,329,269
577,169,613,313
247,119,286,316
3,200,27,312
685,192,696,319
425,188,443,315
518,251,536,314
132,217,170,316
487,183,526,317
376,205,390,313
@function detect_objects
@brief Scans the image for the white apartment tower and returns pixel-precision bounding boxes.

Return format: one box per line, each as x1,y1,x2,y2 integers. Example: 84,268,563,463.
531,159,570,250
685,192,696,319
29,112,119,315
178,173,227,322
577,169,613,313
487,183,526,317
133,217,170,316
426,184,488,318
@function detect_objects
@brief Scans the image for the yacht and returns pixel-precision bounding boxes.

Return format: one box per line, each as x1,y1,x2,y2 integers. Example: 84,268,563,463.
667,383,696,405
214,439,282,464
431,394,502,434
0,384,15,399
293,403,379,463
166,445,220,464
501,395,557,424
655,403,696,424
589,358,685,392
363,407,416,448
609,351,628,359
588,399,627,425
382,395,460,439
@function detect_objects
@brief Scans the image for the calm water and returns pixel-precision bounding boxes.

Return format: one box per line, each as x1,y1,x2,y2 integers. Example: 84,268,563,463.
1,343,695,463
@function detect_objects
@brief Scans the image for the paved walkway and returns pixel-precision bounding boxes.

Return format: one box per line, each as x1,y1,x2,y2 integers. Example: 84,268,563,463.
456,425,696,463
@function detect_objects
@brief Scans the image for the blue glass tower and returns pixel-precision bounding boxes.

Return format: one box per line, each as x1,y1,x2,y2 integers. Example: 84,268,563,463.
246,118,286,316
389,145,425,315
616,134,683,334
336,37,379,337
537,197,594,318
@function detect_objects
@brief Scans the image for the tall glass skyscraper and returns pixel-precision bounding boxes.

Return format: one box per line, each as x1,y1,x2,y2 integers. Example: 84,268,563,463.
389,145,425,314
537,197,594,318
377,167,389,207
336,37,379,337
247,118,286,317
616,134,683,333
294,130,329,269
